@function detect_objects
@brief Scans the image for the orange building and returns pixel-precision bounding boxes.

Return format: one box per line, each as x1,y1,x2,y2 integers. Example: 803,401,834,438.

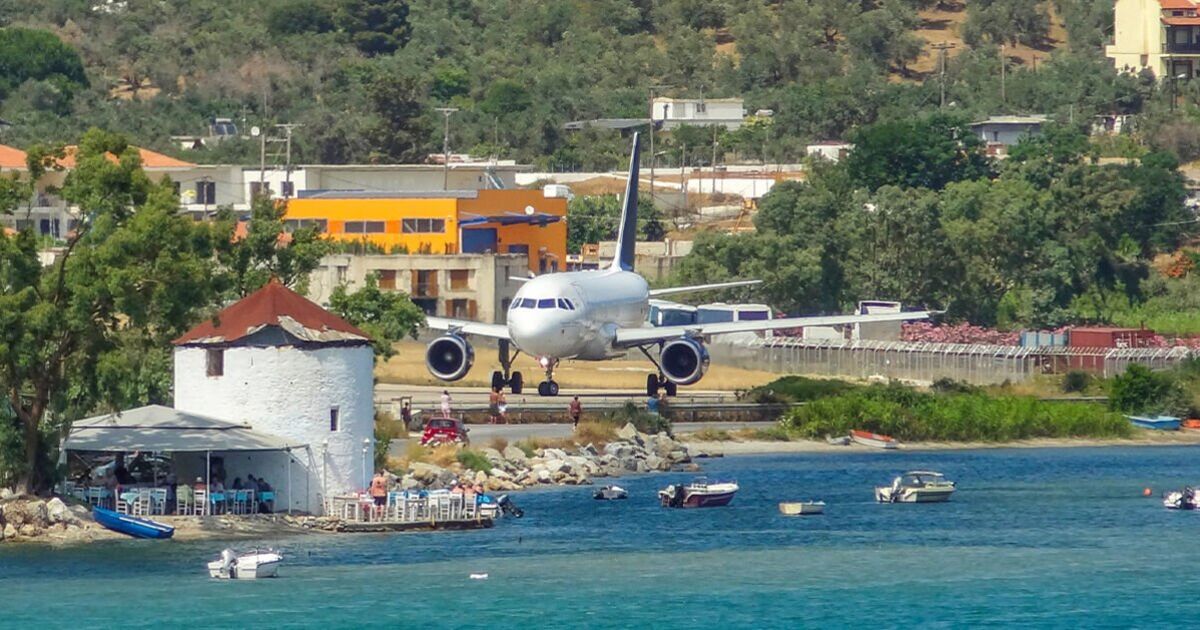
284,189,568,274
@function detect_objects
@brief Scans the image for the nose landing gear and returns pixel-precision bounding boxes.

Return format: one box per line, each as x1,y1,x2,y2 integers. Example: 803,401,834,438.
537,357,560,396
490,340,524,394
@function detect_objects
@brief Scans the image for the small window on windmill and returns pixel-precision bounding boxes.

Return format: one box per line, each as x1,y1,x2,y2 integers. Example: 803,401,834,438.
206,348,224,377
330,407,340,432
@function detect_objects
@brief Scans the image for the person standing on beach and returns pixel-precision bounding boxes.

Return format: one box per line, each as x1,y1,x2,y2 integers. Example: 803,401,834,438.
569,396,582,429
441,390,452,416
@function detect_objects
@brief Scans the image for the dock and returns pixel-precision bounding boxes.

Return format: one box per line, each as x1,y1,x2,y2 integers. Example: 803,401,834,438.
324,491,496,533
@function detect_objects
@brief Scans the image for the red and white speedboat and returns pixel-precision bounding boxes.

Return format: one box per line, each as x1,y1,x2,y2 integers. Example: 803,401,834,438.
851,429,899,449
659,478,739,508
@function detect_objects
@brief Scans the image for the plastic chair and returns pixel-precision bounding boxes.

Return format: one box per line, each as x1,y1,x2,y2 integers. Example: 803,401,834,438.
150,488,168,515
131,489,153,516
193,489,208,516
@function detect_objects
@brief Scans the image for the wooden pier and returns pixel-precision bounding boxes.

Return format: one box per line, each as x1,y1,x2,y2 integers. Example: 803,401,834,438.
325,491,496,532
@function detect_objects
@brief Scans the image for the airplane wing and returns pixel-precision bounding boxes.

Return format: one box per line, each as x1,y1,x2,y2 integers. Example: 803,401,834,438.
425,316,511,340
613,311,933,347
648,279,763,297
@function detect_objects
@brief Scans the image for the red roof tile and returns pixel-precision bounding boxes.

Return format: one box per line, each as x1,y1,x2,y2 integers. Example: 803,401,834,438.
57,145,195,169
0,144,27,169
174,280,369,346
1161,0,1197,10
1163,15,1200,24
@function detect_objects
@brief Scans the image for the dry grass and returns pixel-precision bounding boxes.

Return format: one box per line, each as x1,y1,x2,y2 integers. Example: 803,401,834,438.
515,437,574,454
377,340,782,391
687,428,734,442
427,444,461,467
573,420,618,446
488,437,509,452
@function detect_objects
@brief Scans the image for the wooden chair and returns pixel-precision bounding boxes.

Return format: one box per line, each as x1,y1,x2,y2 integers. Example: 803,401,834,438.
193,489,208,516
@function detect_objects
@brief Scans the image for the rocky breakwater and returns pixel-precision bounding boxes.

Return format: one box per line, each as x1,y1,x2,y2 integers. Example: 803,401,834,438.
396,423,700,492
0,489,117,544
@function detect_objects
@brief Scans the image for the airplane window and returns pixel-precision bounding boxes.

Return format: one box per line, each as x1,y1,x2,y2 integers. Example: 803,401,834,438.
518,298,535,308
557,299,570,310
537,298,555,309
565,300,576,310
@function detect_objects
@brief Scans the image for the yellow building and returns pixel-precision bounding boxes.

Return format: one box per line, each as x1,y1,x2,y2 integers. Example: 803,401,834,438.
1108,0,1200,79
284,189,568,274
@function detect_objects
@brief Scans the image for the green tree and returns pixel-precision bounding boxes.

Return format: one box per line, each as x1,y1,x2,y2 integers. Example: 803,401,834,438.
1109,364,1189,416
266,0,335,35
336,0,412,56
0,27,87,97
566,194,667,254
962,0,1050,47
845,113,991,191
328,274,425,359
213,196,332,298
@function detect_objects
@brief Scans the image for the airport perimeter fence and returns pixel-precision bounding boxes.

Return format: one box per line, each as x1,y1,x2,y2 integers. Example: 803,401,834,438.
709,338,1195,386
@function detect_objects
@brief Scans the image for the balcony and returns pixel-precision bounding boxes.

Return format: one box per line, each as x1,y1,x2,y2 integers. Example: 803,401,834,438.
1165,41,1200,54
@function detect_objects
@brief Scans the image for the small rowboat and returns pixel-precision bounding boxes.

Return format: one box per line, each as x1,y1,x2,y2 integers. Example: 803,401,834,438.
851,429,899,449
1181,419,1200,430
92,506,175,539
779,501,825,515
1126,415,1181,431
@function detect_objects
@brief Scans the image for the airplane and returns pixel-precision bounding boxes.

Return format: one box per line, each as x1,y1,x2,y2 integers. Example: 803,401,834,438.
423,132,932,397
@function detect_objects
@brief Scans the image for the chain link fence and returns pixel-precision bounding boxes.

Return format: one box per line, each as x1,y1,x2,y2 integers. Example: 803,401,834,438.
710,337,1195,385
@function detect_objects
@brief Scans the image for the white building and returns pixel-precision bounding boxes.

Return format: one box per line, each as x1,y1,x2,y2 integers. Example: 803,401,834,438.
1107,0,1200,79
651,97,746,130
968,115,1048,157
806,142,854,163
172,281,376,514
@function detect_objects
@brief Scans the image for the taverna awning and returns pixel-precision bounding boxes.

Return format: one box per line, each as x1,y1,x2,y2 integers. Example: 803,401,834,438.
64,405,305,453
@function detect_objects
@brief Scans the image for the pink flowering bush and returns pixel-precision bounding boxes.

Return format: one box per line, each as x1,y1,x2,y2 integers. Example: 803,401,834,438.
901,322,1020,345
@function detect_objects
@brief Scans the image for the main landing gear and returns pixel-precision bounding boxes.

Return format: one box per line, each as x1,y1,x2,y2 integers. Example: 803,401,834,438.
490,340,524,395
637,345,677,397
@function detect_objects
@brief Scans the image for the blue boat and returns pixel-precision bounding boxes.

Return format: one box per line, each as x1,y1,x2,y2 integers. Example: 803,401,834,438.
92,506,175,539
1126,415,1182,431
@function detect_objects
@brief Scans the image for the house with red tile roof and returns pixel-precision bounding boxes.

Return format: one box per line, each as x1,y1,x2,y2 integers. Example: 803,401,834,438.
1109,0,1200,78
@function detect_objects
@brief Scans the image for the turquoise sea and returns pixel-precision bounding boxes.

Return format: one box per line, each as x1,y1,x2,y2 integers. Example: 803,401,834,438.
4,446,1200,629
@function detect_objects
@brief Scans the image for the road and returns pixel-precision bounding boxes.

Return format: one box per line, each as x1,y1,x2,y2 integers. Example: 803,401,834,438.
375,383,737,410
462,421,765,443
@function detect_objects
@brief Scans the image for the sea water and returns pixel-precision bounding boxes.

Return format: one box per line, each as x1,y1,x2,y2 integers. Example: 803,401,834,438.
3,447,1200,629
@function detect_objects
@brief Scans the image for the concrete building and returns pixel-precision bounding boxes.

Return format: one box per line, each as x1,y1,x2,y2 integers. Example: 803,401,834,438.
651,97,746,130
173,281,375,514
569,239,693,281
1107,0,1200,78
806,142,854,163
284,189,567,275
968,115,1048,157
308,252,529,323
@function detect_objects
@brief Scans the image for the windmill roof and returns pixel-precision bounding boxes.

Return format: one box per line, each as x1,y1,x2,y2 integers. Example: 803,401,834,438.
173,281,369,346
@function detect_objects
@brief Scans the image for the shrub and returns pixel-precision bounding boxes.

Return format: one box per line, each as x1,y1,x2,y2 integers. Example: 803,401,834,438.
373,411,406,469
487,437,508,452
780,383,1132,442
573,421,617,446
1109,364,1188,416
750,425,791,441
456,449,493,473
428,444,460,467
745,376,858,403
689,428,733,441
1061,371,1092,394
931,378,979,394
606,401,672,436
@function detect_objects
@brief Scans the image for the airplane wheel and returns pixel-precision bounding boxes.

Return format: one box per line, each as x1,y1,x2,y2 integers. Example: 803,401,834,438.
510,372,523,395
664,381,678,397
646,374,659,397
537,381,548,396
547,381,559,396
491,371,504,391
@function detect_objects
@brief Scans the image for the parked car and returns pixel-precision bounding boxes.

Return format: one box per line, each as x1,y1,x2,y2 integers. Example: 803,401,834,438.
421,417,470,446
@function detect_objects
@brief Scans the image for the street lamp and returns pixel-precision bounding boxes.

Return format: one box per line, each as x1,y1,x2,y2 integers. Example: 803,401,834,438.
361,437,371,491
648,85,673,208
321,438,329,509
1172,73,1189,112
435,107,459,190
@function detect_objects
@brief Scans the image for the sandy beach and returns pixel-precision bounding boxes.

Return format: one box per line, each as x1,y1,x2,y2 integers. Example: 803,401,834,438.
682,429,1200,456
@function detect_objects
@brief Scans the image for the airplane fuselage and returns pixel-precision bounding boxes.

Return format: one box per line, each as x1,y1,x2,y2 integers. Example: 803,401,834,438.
506,268,649,361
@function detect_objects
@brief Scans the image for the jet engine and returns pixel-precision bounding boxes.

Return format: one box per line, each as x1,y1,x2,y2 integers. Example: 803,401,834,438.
660,338,709,385
425,334,474,381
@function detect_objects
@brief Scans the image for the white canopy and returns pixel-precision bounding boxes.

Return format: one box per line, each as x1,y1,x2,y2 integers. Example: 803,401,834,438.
64,405,304,453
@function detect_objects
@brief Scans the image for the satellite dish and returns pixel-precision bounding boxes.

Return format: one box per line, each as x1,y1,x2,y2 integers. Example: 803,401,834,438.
524,205,536,215
250,126,261,137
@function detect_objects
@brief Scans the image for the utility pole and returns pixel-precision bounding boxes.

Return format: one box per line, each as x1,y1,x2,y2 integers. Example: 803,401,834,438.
711,126,718,197
274,123,302,198
1000,45,1007,105
648,85,672,210
932,42,956,109
435,107,459,190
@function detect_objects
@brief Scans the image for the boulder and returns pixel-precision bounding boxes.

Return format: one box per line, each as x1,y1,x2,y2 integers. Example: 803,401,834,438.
409,462,446,483
3,523,16,540
489,468,513,480
18,523,38,537
400,475,421,491
536,469,552,484
616,423,639,441
480,448,505,465
645,454,663,471
502,445,528,463
46,498,78,526
543,448,569,461
544,460,566,474
2,499,49,529
667,449,691,464
0,487,13,501
474,470,489,486
578,443,598,457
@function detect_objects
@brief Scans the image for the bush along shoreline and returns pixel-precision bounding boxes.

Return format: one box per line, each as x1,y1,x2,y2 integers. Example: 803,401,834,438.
780,383,1133,442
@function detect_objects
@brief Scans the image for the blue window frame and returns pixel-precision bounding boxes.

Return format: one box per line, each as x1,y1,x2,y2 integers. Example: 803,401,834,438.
537,298,556,309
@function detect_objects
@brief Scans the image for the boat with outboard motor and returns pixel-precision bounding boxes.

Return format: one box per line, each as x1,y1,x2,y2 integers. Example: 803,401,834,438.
92,506,174,539
1164,487,1200,510
876,471,956,503
851,429,899,449
658,478,739,508
207,548,283,579
594,485,628,500
778,501,825,515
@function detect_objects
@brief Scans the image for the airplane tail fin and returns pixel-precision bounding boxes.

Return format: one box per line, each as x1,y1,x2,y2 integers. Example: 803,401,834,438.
611,132,641,271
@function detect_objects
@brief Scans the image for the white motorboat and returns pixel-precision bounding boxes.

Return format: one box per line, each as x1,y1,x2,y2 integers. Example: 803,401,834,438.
593,485,628,500
207,548,283,579
875,471,956,503
659,478,739,508
1164,487,1199,510
852,429,899,449
779,501,825,515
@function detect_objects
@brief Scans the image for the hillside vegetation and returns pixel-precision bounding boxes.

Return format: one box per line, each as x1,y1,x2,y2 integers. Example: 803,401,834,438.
0,1,1133,168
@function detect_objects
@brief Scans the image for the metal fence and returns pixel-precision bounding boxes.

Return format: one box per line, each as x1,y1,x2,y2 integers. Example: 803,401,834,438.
710,338,1195,385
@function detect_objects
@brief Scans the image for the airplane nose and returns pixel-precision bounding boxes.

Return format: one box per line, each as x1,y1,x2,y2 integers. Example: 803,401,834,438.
509,311,576,357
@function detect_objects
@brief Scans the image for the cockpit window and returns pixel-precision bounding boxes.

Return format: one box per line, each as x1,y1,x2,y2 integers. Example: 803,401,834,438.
557,298,574,310
537,298,556,309
517,298,535,308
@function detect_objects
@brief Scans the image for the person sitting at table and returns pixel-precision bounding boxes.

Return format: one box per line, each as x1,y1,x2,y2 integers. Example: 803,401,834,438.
113,456,135,485
231,477,244,490
165,472,178,511
193,477,206,491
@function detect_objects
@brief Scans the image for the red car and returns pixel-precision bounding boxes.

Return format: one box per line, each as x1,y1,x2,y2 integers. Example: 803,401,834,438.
421,417,470,446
